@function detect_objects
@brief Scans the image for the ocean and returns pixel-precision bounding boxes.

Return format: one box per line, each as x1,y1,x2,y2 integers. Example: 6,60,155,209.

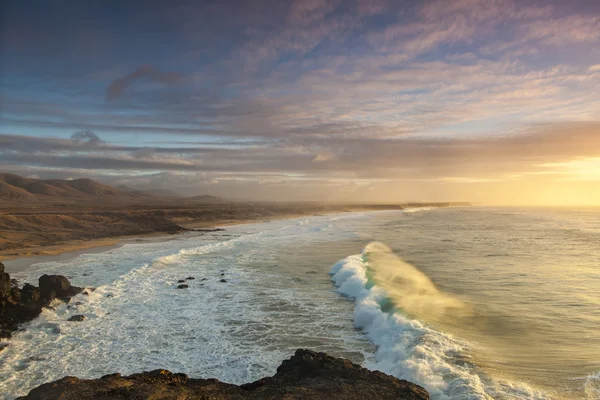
0,207,599,399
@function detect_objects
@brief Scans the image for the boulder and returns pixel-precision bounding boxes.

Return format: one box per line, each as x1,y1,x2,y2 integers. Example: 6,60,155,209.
38,275,81,301
21,284,40,303
219,279,227,283
176,284,188,289
186,277,195,280
1,272,82,339
177,279,186,283
68,315,86,322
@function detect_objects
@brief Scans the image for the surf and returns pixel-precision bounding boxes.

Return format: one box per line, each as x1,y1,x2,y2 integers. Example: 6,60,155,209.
329,241,550,400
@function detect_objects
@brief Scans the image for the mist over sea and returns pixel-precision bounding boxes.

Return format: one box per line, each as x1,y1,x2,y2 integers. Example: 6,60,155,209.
1,207,599,399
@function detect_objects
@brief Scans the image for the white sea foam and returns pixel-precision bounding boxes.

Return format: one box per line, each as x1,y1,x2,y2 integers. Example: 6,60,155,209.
1,209,597,400
329,242,552,400
403,207,434,213
585,372,600,399
0,214,374,399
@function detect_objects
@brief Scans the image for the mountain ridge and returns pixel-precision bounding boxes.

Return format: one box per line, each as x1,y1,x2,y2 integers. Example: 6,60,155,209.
0,174,220,205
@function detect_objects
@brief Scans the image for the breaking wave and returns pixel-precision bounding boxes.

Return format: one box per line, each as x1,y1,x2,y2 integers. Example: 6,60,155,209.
329,242,551,400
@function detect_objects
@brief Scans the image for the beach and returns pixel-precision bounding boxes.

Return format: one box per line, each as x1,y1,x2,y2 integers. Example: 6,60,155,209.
0,202,413,264
1,207,599,399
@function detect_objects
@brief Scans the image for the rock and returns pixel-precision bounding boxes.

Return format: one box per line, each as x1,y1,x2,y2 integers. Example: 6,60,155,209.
82,292,89,296
67,315,86,322
21,284,40,303
200,278,208,281
177,279,186,283
186,277,195,280
16,349,429,399
220,273,225,276
219,279,227,283
38,275,82,301
0,262,10,295
176,284,188,289
1,271,81,339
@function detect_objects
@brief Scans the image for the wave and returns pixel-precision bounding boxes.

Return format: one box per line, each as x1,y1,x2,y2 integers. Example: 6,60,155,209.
329,242,550,400
403,207,434,213
585,372,600,398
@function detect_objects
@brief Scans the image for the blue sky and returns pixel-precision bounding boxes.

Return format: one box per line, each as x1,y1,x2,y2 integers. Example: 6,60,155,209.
1,0,600,204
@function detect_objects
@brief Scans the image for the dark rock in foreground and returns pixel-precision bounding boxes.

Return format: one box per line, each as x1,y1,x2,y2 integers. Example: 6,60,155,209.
0,261,82,339
67,315,86,322
176,284,188,289
17,349,429,399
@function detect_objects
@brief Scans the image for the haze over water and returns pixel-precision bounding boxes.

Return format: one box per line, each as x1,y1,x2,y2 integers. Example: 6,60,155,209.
1,207,599,399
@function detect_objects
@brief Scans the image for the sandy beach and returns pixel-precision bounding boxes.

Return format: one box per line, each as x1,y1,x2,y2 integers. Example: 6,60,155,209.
0,202,414,269
0,211,333,272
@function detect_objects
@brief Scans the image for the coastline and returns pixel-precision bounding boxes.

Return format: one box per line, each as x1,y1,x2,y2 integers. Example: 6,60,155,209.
0,205,443,273
0,211,341,273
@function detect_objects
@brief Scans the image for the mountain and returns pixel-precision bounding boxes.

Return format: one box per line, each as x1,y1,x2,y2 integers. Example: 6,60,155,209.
0,173,224,206
116,185,181,198
0,174,147,204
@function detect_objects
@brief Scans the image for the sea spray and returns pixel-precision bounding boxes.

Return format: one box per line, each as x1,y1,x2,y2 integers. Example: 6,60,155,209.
329,242,551,400
361,242,471,323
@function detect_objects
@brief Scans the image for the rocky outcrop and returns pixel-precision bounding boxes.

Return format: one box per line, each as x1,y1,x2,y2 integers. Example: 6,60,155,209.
0,262,82,339
17,349,429,399
38,274,81,301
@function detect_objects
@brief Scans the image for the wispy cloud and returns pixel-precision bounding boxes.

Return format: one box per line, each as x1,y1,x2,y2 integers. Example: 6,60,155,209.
1,0,600,203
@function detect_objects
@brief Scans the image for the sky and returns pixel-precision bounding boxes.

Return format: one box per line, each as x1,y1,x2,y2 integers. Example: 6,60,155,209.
1,0,600,205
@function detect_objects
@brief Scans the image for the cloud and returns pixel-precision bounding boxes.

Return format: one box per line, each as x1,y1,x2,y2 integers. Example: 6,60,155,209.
589,65,600,72
3,122,600,182
70,129,104,146
313,150,336,162
106,66,183,101
2,0,600,204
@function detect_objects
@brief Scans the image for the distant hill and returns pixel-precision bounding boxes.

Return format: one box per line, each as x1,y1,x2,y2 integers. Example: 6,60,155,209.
185,195,223,203
0,173,148,204
116,185,181,198
0,173,224,206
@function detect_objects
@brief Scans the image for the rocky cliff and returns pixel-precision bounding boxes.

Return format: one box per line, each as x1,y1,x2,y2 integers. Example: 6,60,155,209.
17,349,429,399
0,261,81,340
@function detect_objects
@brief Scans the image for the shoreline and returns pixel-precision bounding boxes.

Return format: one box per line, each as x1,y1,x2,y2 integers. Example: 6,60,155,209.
0,211,339,273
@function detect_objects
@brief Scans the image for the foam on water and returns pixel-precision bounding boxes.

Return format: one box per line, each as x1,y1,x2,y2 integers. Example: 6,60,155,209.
329,241,552,400
585,372,600,398
1,209,597,399
0,214,376,399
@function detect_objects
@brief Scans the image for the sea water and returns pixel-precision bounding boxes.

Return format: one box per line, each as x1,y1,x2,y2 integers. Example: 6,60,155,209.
0,208,599,399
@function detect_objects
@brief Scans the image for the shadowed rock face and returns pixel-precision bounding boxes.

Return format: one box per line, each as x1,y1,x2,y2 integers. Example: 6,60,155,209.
38,274,81,301
17,349,429,399
0,264,82,339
